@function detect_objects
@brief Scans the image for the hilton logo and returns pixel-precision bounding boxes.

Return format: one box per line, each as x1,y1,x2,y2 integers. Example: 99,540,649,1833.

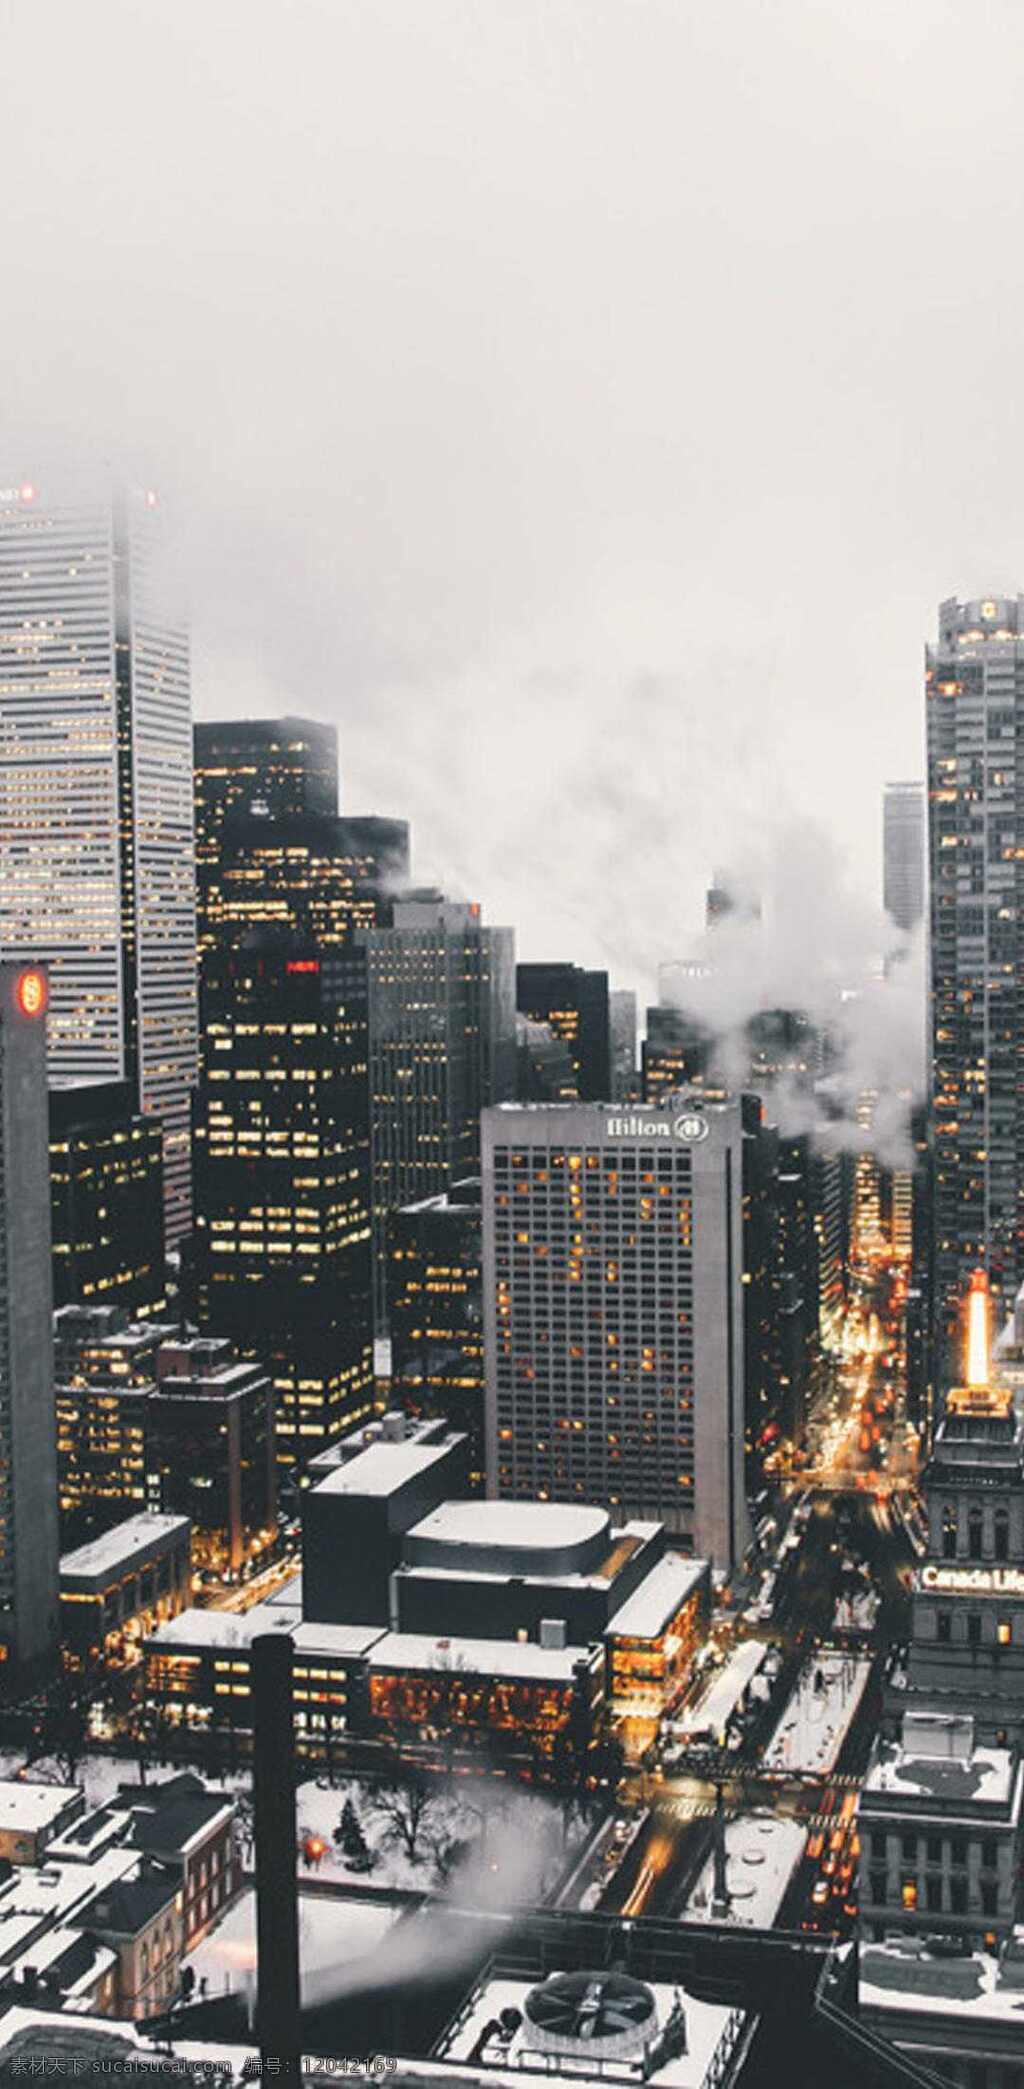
605,1112,709,1142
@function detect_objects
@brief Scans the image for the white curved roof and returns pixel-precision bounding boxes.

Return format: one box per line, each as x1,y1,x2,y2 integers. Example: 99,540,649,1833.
409,1501,609,1552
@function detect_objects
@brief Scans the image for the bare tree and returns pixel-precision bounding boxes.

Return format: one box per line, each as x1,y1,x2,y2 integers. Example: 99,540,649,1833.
370,1768,438,1865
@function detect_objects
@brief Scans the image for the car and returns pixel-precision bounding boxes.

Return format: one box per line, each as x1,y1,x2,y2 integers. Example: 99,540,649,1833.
811,1879,831,1908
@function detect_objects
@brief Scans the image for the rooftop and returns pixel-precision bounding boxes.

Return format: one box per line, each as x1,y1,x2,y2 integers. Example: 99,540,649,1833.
863,1742,1018,1811
367,1631,601,1684
60,1512,191,1588
609,1554,708,1639
860,1941,1024,2030
407,1499,608,1556
311,1436,458,1499
0,1781,82,1835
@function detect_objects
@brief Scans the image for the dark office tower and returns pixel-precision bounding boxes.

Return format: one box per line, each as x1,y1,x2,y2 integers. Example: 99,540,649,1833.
199,809,409,964
906,1104,935,1440
195,717,339,960
0,481,197,1248
740,1095,778,1465
772,1131,819,1444
386,1180,485,1490
54,1305,168,1543
516,1015,578,1101
49,1082,165,1316
193,940,373,1468
641,1004,716,1104
194,714,338,840
745,1007,822,1088
482,1098,749,1569
883,780,926,936
516,963,612,1102
810,1143,847,1353
0,965,59,1680
926,596,1024,1374
609,989,637,1102
146,1337,277,1576
364,896,515,1325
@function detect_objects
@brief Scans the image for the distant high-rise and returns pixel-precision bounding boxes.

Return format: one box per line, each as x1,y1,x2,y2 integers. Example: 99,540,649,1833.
0,964,60,1680
363,895,515,1324
193,939,374,1466
883,781,925,936
926,597,1024,1368
609,988,637,1102
0,480,197,1245
482,1098,749,1568
516,963,611,1102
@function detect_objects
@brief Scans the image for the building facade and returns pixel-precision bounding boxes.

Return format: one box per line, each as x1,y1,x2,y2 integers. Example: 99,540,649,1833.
926,596,1024,1372
0,481,197,1245
192,940,374,1466
386,1181,485,1491
516,963,611,1102
49,1082,165,1316
197,807,408,966
883,780,926,937
481,1099,749,1568
0,964,60,1681
363,896,515,1324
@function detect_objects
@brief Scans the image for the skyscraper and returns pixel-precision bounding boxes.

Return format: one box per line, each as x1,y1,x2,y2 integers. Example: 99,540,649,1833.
194,714,338,838
516,963,611,1102
192,939,374,1466
0,479,197,1245
884,780,926,936
0,963,60,1680
926,596,1024,1370
363,895,515,1323
196,809,408,967
481,1097,748,1568
49,1082,165,1316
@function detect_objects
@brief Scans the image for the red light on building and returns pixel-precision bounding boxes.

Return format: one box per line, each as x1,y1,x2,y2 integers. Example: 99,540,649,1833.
14,968,47,1019
286,959,320,975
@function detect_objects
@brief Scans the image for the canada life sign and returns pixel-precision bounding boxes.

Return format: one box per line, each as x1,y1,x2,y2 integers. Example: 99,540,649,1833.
921,1563,1024,1598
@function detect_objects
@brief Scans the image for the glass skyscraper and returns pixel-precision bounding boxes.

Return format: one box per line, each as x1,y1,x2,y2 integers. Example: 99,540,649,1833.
0,479,197,1245
926,596,1024,1374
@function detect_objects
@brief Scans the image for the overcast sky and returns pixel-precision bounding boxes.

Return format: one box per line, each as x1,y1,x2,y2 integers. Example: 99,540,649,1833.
2,0,1021,1003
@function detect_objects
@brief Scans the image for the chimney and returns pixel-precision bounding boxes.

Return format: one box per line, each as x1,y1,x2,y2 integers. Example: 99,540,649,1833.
252,1633,301,2076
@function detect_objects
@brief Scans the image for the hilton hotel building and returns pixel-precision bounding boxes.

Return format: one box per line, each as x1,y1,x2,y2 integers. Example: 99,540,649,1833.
482,1099,749,1570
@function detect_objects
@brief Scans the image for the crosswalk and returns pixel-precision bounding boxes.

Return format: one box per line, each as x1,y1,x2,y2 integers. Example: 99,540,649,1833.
660,1793,861,1832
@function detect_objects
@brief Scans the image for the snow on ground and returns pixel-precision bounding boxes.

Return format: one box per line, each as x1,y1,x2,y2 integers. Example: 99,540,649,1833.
682,1812,806,1929
295,1776,585,1899
187,1886,399,2007
0,1751,248,1812
762,1652,871,1776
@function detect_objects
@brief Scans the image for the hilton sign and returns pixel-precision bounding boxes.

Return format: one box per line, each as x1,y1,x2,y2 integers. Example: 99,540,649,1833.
921,1563,1024,1598
605,1113,710,1142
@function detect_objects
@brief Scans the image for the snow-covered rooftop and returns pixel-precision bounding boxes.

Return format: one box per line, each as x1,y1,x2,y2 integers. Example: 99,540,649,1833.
312,1438,456,1498
682,1813,806,1930
0,1781,82,1835
860,1942,1024,2028
60,1512,190,1587
610,1554,708,1640
367,1631,599,1683
863,1742,1017,1811
438,1974,746,2089
407,1500,608,1554
677,1638,769,1738
763,1652,872,1777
